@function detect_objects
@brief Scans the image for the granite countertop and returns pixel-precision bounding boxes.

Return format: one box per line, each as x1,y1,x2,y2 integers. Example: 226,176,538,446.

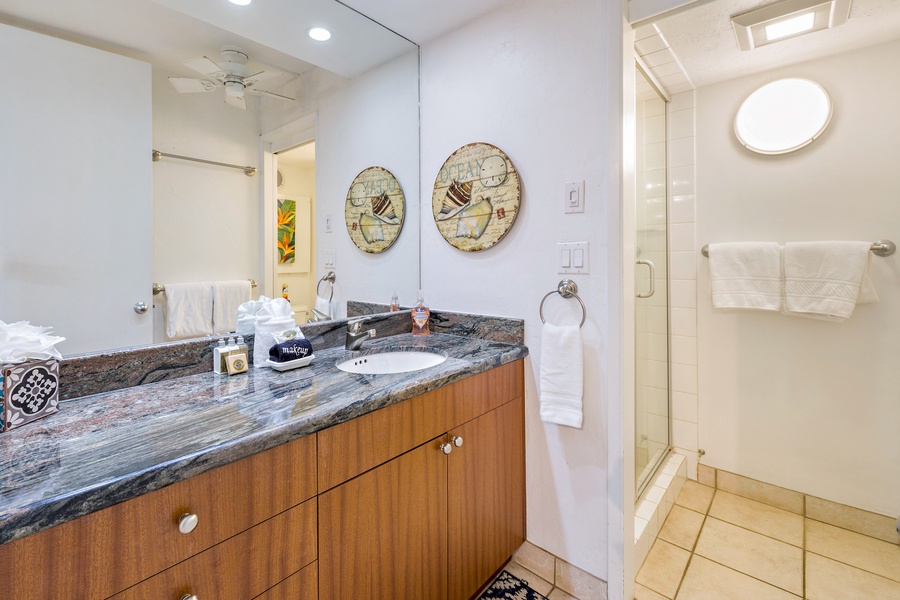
0,332,528,546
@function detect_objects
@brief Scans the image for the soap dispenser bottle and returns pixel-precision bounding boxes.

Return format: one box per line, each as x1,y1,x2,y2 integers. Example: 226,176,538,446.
411,290,430,336
213,339,227,374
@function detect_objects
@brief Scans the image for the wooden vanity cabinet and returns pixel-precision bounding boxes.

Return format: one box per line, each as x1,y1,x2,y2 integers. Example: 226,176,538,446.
0,433,317,600
318,360,526,600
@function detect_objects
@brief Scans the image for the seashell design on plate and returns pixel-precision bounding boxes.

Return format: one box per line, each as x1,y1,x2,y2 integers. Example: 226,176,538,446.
455,196,493,240
437,180,472,221
348,182,367,207
359,213,385,244
371,192,399,224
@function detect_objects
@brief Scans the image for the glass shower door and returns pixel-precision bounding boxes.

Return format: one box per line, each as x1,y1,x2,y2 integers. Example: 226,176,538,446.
635,65,671,496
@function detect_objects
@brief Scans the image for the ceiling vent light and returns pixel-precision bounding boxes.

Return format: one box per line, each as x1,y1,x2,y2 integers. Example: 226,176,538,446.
308,27,332,42
228,0,252,5
731,0,851,51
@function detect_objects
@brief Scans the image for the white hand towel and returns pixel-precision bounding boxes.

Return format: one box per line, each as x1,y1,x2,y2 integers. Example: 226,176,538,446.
783,241,875,321
314,295,331,319
165,282,214,340
213,280,252,334
708,242,782,311
539,322,584,428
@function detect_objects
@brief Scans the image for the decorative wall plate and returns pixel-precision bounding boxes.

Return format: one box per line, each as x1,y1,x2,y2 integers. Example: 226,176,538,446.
344,166,405,253
431,142,520,252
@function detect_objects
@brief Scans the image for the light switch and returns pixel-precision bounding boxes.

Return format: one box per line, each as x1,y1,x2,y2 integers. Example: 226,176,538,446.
564,181,585,214
325,213,334,234
323,249,336,270
557,241,589,274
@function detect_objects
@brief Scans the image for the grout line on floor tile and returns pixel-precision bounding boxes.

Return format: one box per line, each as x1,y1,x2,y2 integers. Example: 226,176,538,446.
670,487,717,599
703,512,804,549
805,548,900,586
698,554,804,598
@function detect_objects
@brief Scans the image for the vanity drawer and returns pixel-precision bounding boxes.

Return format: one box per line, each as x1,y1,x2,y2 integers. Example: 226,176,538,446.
109,498,317,600
253,561,318,600
0,433,317,600
318,360,523,491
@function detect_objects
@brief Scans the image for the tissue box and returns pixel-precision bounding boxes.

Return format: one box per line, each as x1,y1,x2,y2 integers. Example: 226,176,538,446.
0,359,60,432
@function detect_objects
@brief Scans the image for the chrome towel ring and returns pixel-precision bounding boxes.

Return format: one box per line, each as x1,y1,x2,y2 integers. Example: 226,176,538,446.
316,271,336,301
539,279,586,328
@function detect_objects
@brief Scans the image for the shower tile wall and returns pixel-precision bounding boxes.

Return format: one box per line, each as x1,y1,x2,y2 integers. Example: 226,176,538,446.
636,23,701,481
667,90,699,479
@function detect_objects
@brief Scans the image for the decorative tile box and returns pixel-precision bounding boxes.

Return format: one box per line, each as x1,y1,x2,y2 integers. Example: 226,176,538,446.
0,359,60,431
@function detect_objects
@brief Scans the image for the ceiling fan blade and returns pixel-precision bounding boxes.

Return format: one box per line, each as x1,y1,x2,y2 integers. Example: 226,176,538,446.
185,56,225,78
244,68,285,85
248,88,296,102
168,77,217,93
224,93,246,110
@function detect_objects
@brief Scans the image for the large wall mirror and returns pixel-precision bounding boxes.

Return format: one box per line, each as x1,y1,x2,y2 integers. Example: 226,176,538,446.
0,0,420,356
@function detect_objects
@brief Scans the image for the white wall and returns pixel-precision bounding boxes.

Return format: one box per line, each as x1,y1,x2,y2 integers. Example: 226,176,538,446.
421,0,618,578
696,40,900,516
151,70,262,340
316,49,421,314
0,23,153,355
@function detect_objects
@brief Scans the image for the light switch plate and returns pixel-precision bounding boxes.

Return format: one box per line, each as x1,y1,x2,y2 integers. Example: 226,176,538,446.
325,213,334,234
323,249,336,270
557,241,589,274
564,181,585,214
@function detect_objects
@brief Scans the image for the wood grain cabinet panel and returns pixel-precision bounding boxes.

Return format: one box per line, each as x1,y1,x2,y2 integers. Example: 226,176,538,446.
0,433,316,600
319,440,449,600
448,397,526,600
108,498,317,600
252,562,317,600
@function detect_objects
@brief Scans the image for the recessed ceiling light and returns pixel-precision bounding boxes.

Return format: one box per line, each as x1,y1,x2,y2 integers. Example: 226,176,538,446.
731,0,851,51
308,27,332,42
765,12,816,40
228,0,252,5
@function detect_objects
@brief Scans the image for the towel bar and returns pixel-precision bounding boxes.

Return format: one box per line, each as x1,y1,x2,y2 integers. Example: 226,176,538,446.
153,279,257,296
539,279,587,328
701,240,896,257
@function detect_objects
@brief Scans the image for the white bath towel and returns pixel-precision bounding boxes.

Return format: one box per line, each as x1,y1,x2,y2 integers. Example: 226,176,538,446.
539,322,584,428
783,241,876,321
165,282,214,340
213,280,252,334
708,242,783,311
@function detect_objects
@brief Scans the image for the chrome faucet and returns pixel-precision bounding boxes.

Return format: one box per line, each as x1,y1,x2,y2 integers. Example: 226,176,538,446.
345,318,376,350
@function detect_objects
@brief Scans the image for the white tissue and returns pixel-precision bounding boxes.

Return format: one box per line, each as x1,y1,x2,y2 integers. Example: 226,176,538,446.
235,296,270,336
253,298,297,368
0,320,65,364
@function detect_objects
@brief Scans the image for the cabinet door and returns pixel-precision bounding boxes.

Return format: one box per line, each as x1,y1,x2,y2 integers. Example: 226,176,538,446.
318,440,448,600
447,397,526,600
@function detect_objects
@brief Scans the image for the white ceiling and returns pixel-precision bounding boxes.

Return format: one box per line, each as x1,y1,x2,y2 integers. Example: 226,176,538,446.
653,0,900,87
0,0,513,83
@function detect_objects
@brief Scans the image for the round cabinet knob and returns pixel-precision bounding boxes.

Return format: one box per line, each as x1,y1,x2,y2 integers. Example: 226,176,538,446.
440,442,453,455
451,436,463,448
181,595,199,600
178,513,199,534
133,301,149,314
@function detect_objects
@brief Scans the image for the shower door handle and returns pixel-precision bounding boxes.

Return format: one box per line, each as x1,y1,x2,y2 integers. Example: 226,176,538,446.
636,259,656,298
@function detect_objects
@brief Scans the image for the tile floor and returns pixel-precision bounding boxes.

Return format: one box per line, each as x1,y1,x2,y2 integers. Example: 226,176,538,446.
636,480,900,599
492,541,609,600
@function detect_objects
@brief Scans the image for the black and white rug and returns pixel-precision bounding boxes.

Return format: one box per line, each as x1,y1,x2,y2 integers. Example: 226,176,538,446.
478,570,549,600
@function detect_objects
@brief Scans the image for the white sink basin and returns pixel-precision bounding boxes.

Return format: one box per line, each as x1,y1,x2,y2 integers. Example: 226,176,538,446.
337,351,447,375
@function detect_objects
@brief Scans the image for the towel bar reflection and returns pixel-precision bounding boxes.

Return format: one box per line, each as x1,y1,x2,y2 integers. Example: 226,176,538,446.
153,279,257,296
701,240,896,258
539,279,587,328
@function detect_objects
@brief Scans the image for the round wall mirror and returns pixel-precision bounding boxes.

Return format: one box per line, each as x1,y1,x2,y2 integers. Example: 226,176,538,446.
734,78,833,155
